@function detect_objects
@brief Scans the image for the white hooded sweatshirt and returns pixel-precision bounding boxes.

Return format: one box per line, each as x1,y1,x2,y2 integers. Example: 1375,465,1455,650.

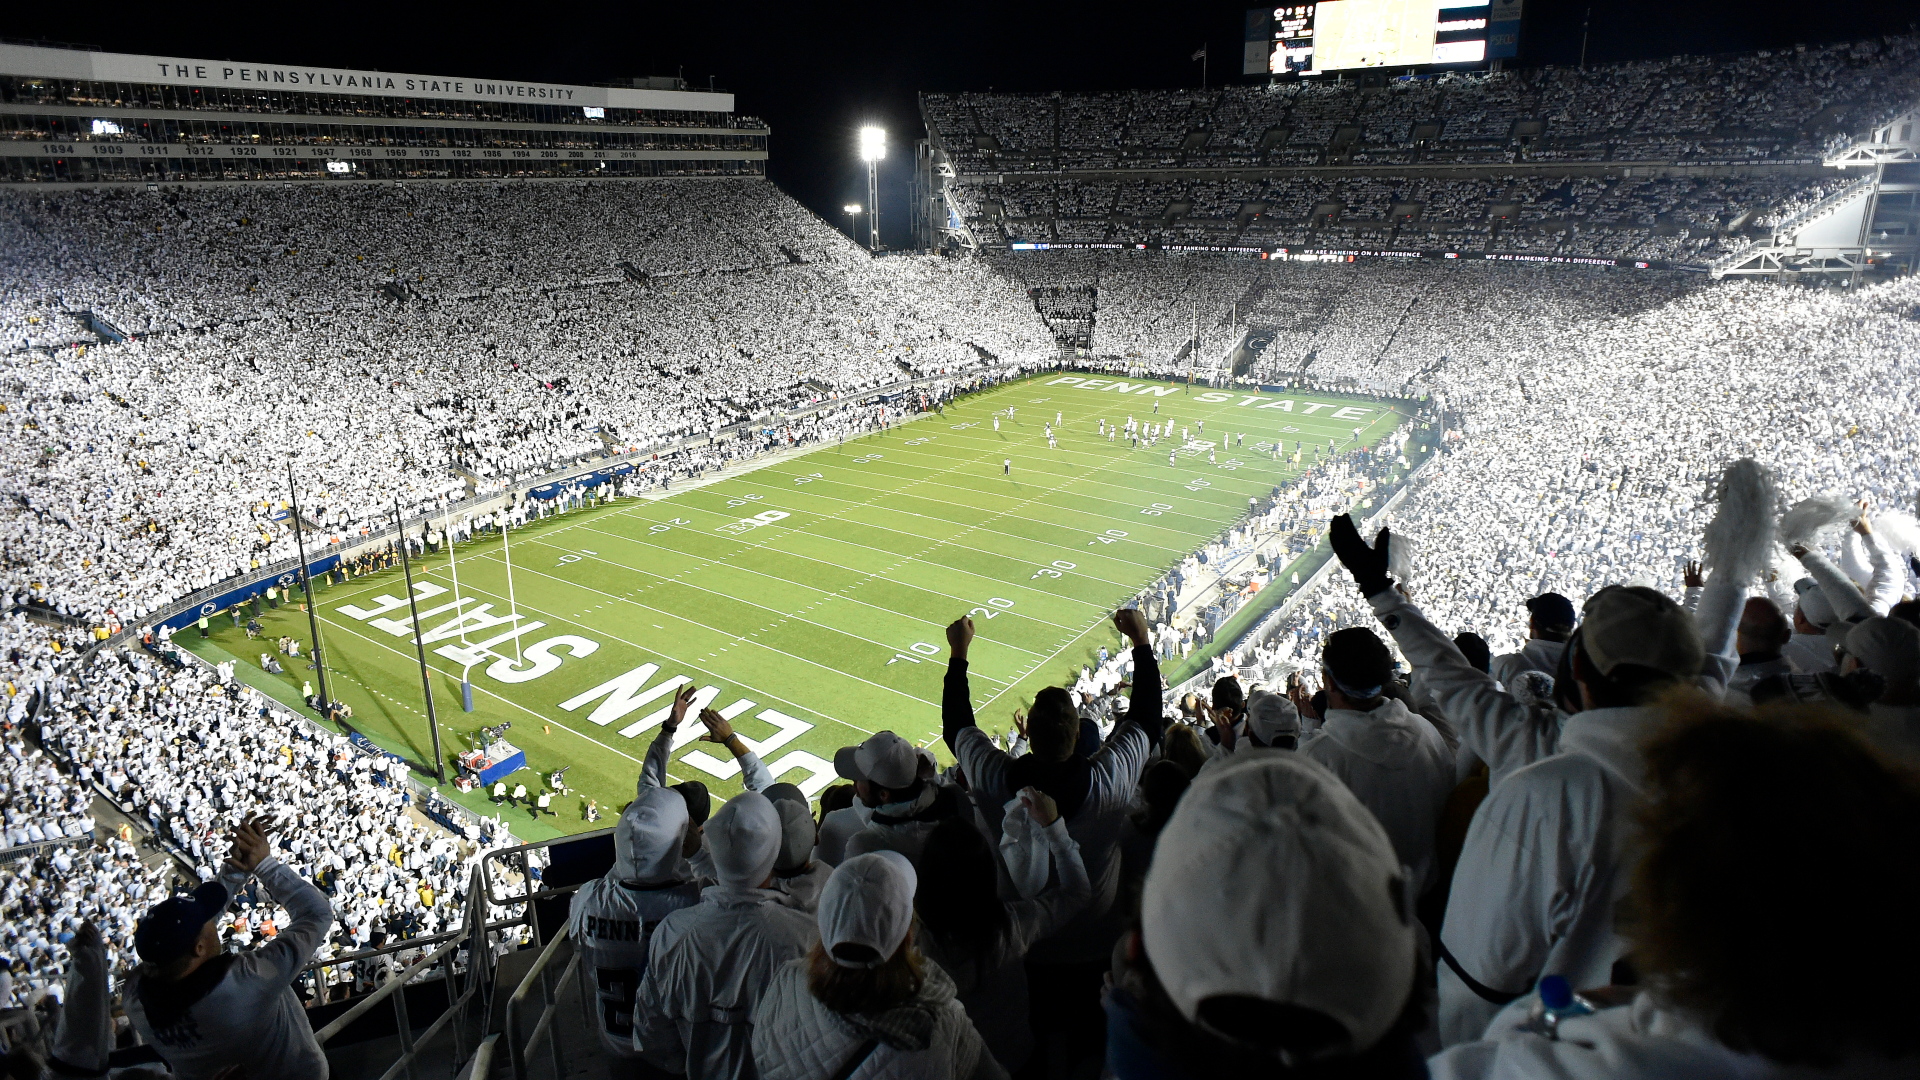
1299,697,1455,895
1436,704,1655,1047
1431,991,1919,1080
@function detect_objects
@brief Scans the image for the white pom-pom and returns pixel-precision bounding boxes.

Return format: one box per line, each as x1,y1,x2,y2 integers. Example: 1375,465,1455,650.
1874,511,1920,560
1383,529,1417,584
1776,495,1856,548
1701,458,1778,588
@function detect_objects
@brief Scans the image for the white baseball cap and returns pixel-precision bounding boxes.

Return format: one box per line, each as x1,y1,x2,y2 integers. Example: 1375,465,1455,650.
1141,754,1417,1058
1244,689,1300,744
706,790,782,890
613,785,690,885
833,731,918,790
817,851,916,968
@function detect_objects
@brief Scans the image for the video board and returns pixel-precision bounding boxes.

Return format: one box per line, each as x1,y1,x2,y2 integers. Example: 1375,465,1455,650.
1244,0,1520,76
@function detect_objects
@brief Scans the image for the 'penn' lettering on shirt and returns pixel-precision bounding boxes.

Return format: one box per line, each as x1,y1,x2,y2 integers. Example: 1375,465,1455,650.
587,915,642,942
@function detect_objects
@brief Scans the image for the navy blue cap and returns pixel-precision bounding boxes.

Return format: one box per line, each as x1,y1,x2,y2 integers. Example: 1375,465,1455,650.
1526,593,1578,630
134,881,230,965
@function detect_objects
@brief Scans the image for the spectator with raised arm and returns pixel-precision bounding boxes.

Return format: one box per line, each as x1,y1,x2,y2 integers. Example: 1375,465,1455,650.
126,814,335,1080
569,772,700,1063
1324,491,1746,1045
635,790,815,1080
942,607,1166,1069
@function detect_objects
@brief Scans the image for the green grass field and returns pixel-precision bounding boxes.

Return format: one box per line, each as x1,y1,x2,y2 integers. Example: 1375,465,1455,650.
190,374,1412,837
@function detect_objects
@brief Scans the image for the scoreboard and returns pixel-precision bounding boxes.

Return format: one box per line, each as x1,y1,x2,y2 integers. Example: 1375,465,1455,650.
1245,0,1521,76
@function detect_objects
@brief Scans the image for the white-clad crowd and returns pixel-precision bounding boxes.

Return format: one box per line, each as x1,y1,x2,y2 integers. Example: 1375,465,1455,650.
0,179,1056,627
1,132,1917,1080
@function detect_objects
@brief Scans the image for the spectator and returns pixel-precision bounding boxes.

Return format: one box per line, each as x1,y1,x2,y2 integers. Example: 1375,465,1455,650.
1432,704,1920,1078
1489,595,1575,687
764,784,832,911
1845,616,1920,763
833,732,963,867
1106,754,1428,1077
812,784,867,867
1724,597,1794,707
569,784,699,1060
914,789,1092,1073
752,851,1006,1080
943,608,1167,1068
126,816,334,1080
636,791,814,1079
1325,514,1733,1044
1297,627,1456,895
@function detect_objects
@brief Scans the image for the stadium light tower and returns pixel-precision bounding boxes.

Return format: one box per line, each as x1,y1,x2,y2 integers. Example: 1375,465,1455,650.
859,126,886,250
843,203,863,243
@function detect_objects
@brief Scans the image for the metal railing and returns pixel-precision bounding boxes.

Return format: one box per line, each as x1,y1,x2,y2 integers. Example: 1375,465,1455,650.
308,865,491,1080
503,923,585,1080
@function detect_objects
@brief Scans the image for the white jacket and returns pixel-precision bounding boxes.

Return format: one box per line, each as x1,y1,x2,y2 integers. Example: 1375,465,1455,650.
1490,639,1566,689
1368,587,1738,790
1431,991,1919,1080
635,885,817,1080
1299,697,1455,895
750,957,1007,1080
1436,705,1656,1047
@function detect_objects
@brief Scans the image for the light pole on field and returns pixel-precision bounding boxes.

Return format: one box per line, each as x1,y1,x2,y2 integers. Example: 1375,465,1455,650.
859,126,885,251
843,203,863,245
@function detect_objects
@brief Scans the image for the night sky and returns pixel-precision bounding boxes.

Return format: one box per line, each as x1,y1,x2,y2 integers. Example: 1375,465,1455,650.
12,1,1916,247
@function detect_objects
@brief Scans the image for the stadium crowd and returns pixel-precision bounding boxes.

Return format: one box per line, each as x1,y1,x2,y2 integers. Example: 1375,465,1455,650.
1,44,1918,1073
0,179,1055,627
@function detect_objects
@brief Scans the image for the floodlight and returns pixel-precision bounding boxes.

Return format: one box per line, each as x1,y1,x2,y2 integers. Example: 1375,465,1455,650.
859,126,887,162
844,204,862,214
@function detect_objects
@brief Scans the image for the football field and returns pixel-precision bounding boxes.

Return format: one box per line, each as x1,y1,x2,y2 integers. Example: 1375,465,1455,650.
192,374,1413,837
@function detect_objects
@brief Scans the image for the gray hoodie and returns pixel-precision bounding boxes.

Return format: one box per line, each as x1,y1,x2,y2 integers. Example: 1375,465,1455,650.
127,856,335,1080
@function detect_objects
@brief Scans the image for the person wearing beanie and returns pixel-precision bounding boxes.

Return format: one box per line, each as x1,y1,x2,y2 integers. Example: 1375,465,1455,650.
1298,627,1455,896
913,789,1092,1074
751,852,1008,1080
1432,704,1920,1080
1844,616,1920,764
941,608,1168,1067
1490,594,1575,688
636,790,816,1079
1105,754,1429,1079
569,782,700,1059
764,785,832,912
1326,515,1737,1046
126,815,335,1080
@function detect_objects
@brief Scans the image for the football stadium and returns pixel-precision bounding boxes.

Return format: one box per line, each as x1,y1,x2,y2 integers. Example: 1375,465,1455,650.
190,376,1422,834
2,6,1919,1079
